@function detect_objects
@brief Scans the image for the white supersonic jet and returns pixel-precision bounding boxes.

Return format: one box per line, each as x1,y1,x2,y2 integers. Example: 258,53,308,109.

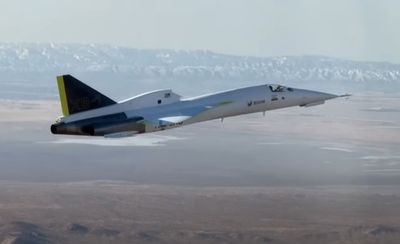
51,75,349,138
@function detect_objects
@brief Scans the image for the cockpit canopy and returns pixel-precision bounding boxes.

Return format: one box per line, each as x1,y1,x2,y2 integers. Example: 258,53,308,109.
269,85,294,92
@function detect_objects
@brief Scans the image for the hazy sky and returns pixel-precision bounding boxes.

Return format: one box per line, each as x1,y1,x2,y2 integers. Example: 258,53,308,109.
0,0,399,63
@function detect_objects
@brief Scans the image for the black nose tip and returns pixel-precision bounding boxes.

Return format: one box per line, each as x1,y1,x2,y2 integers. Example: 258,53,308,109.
50,124,58,134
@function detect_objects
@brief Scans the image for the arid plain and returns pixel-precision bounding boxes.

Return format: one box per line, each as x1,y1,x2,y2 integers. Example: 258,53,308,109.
0,93,400,244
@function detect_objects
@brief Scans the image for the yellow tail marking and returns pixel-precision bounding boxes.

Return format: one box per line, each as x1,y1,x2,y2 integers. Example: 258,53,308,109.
56,76,69,116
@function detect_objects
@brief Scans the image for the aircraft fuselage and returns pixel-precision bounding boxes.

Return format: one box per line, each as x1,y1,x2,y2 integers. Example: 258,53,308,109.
50,75,341,138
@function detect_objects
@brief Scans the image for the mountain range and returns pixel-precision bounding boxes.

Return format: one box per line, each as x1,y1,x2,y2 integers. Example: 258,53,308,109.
0,43,399,99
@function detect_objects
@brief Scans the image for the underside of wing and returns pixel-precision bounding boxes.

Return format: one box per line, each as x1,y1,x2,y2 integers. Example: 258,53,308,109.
154,101,233,124
135,100,234,128
159,115,192,123
104,131,139,138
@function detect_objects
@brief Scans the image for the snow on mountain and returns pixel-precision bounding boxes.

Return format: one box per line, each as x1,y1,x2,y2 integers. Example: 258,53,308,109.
0,43,399,83
0,43,399,99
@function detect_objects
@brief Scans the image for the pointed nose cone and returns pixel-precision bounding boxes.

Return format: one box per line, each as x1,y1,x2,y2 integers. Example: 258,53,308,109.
309,91,338,101
297,89,339,107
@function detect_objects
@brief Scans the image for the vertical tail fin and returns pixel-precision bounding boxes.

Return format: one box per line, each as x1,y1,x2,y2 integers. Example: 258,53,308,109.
56,75,116,116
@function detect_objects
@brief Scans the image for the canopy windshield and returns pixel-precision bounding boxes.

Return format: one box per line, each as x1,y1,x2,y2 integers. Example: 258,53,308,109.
269,85,294,92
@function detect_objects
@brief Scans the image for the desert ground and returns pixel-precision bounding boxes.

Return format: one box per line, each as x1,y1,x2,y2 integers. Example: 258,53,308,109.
2,183,400,244
0,93,399,243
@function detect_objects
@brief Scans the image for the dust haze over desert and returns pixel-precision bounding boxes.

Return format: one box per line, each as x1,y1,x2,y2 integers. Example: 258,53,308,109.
1,1,400,244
